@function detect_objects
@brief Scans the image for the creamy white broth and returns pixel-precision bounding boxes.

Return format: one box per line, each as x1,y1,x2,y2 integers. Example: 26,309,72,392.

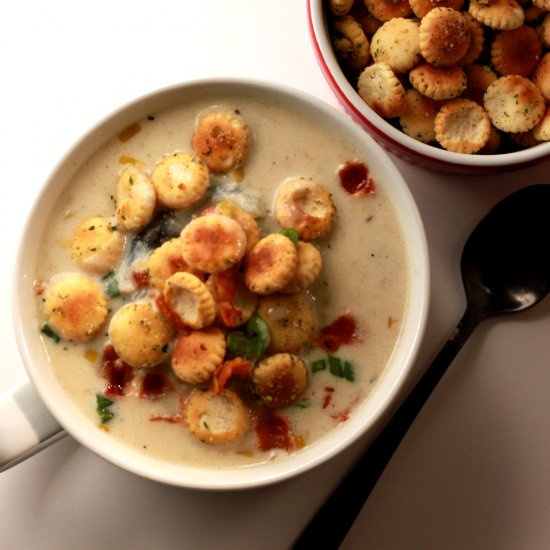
36,93,408,468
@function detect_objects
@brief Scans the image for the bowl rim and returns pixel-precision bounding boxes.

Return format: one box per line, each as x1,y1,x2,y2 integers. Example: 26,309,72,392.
12,76,430,490
307,0,550,170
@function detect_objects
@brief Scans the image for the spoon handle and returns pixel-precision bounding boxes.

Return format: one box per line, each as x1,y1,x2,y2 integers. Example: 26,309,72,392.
292,309,479,549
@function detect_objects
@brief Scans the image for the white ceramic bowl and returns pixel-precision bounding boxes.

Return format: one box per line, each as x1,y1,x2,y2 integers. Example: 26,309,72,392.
307,0,550,175
11,79,429,489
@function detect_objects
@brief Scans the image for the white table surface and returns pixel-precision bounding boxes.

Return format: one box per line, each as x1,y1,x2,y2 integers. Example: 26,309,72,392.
1,1,549,548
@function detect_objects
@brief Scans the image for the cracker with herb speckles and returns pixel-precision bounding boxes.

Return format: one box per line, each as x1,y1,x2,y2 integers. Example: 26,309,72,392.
399,88,441,143
332,15,370,70
358,62,406,117
409,62,467,100
434,98,491,153
370,17,421,73
419,7,471,67
468,0,524,30
483,75,545,132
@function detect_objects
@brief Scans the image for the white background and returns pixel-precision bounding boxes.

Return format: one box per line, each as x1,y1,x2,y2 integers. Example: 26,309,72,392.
1,1,549,548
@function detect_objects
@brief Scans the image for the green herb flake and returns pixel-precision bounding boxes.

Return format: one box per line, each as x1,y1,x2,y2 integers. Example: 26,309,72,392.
105,278,121,299
101,268,115,280
102,269,121,298
96,393,115,424
311,358,327,373
343,360,355,382
41,324,61,343
328,355,344,378
279,227,300,244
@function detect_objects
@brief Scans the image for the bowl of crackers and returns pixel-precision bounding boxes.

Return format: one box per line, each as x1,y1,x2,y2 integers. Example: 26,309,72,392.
308,0,550,174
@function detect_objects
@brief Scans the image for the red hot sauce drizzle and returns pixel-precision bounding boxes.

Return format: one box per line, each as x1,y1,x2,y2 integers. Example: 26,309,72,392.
254,411,294,452
337,160,376,196
140,370,174,399
132,268,150,289
322,386,335,409
316,313,358,353
101,345,134,397
100,344,173,399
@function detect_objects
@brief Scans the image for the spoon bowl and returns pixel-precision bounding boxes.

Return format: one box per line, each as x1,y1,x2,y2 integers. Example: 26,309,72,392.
462,184,550,318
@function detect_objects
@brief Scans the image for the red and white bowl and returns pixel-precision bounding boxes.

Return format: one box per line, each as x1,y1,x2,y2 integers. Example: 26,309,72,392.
307,0,550,175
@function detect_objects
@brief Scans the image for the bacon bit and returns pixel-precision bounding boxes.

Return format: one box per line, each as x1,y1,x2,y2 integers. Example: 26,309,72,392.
330,393,362,423
140,369,174,399
155,294,190,332
316,313,359,353
103,344,118,363
213,357,252,394
104,363,133,396
219,302,243,327
253,411,294,452
337,160,376,196
34,280,47,295
209,267,244,327
387,316,398,328
331,411,350,422
213,268,239,302
118,122,142,143
178,182,186,190
150,415,181,423
100,345,134,396
322,386,335,409
132,269,150,288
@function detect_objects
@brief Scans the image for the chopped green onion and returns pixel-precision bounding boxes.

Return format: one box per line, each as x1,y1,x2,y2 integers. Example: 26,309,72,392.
226,332,252,357
311,358,327,373
96,394,113,409
96,394,115,424
312,354,355,382
99,409,114,424
246,314,270,355
226,314,270,359
343,360,355,382
280,227,299,244
41,324,60,343
328,355,344,377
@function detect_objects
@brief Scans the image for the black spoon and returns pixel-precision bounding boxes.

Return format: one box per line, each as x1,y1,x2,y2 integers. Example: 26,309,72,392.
293,184,550,549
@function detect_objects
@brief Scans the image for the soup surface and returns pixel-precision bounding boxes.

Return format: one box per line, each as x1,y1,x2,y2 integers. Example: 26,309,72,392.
35,91,409,468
